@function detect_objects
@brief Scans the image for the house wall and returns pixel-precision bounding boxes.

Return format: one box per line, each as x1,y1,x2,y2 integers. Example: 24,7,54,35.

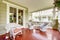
0,0,2,2
0,0,29,34
0,1,7,24
0,0,29,26
0,1,7,34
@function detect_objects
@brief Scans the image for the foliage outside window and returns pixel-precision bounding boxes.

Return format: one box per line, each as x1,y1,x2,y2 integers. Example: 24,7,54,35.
31,9,53,22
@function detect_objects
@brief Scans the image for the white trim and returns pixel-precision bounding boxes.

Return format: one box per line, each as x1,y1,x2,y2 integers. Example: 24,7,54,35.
23,10,25,27
16,8,18,24
6,4,9,24
2,0,26,10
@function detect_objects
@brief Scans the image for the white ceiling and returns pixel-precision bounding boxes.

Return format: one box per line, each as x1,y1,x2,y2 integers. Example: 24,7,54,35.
9,0,54,12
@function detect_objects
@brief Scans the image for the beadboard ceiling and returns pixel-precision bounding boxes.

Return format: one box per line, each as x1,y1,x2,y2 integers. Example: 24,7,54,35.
9,0,54,12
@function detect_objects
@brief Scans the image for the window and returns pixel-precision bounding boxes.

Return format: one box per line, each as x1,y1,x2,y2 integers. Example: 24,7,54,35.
32,12,40,22
31,8,53,22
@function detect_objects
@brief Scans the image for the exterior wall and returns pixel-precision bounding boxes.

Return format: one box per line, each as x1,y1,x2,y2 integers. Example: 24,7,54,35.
0,1,7,34
0,0,2,2
0,1,7,24
0,0,29,26
0,0,29,34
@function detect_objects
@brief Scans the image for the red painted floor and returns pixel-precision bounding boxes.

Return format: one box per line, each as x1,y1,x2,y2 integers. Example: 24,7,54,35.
15,28,60,40
0,28,60,40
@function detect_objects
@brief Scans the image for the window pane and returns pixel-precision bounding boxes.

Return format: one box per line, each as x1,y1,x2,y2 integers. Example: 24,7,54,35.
32,12,40,22
31,8,53,22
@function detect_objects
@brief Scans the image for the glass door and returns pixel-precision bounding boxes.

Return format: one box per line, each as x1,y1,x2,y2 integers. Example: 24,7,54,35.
9,7,17,23
18,9,23,25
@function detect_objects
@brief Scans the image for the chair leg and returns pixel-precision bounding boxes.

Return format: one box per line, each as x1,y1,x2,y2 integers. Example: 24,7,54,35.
13,35,15,40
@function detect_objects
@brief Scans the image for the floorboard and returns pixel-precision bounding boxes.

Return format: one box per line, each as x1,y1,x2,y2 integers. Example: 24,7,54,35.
0,28,60,40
